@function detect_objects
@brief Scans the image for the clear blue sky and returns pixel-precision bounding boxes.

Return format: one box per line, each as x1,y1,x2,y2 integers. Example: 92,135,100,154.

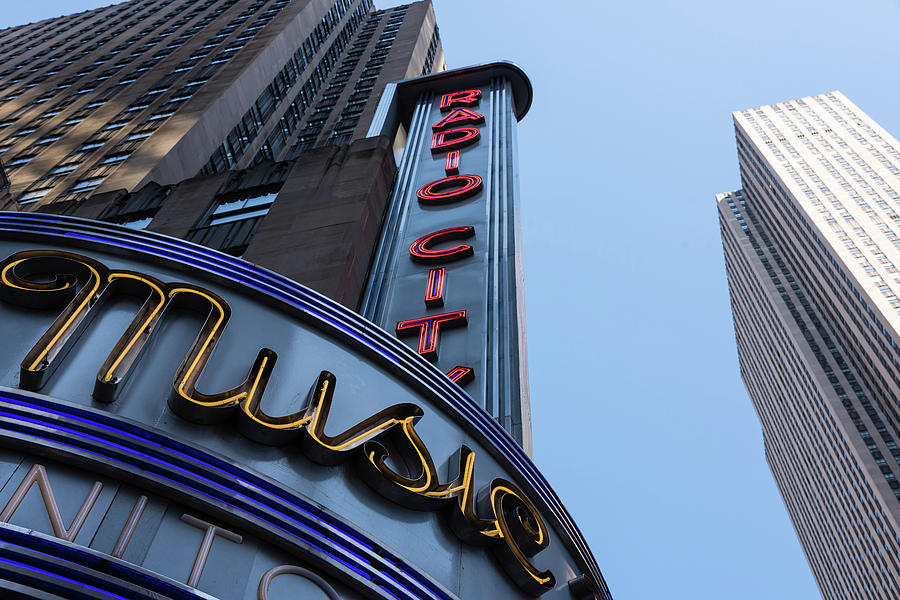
6,0,900,598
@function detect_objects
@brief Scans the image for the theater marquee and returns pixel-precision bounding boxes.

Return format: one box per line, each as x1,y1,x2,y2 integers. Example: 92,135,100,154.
0,211,610,599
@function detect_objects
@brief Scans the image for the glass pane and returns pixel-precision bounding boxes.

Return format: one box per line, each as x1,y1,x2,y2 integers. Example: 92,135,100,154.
209,206,271,226
121,217,152,230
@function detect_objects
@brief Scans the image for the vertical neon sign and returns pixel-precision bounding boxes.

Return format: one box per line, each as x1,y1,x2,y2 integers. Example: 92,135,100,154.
394,90,484,380
362,64,534,449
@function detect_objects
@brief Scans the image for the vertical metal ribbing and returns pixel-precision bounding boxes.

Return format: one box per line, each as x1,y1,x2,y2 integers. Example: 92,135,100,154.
499,80,517,440
497,78,511,433
486,76,523,435
361,92,432,323
484,78,501,422
497,79,521,440
507,78,530,450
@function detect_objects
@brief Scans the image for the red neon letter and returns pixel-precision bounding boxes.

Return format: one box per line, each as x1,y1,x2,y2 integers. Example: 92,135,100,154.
432,108,485,131
446,366,474,386
445,150,460,175
431,127,480,153
417,174,482,204
396,310,467,360
409,226,475,263
424,267,446,308
440,89,481,111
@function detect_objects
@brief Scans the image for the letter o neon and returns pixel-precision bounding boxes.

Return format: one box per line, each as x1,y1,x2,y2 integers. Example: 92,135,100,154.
416,174,482,204
257,565,340,600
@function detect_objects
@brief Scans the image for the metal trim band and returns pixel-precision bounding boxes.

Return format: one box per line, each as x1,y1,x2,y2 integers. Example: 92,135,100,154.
0,388,456,600
0,522,215,600
0,211,610,600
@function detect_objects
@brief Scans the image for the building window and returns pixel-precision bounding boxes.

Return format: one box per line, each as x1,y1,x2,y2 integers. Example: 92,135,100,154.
186,185,282,256
48,163,79,176
99,152,130,165
18,188,51,204
123,131,153,142
119,216,152,230
6,155,34,166
78,140,106,151
68,177,105,193
145,111,174,121
208,190,278,226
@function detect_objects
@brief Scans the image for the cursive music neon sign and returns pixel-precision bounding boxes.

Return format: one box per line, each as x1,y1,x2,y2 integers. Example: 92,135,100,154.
0,248,556,596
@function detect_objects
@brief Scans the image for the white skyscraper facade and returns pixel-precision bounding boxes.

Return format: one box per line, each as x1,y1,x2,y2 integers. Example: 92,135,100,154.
719,92,900,598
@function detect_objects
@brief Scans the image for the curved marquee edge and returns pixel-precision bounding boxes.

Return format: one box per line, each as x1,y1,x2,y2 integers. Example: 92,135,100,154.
0,522,216,600
366,61,532,141
0,211,611,600
396,60,533,121
0,388,458,600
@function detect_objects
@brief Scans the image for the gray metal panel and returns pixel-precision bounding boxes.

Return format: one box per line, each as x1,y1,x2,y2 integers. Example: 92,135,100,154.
366,82,400,139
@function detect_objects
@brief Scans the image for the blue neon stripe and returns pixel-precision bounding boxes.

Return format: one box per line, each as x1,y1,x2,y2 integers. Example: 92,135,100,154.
0,394,444,598
0,556,133,600
0,396,450,600
0,530,211,600
0,395,441,596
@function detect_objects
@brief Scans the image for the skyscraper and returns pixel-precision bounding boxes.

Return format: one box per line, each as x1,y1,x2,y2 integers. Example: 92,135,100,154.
719,91,900,598
0,2,613,598
0,0,442,208
0,0,449,359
